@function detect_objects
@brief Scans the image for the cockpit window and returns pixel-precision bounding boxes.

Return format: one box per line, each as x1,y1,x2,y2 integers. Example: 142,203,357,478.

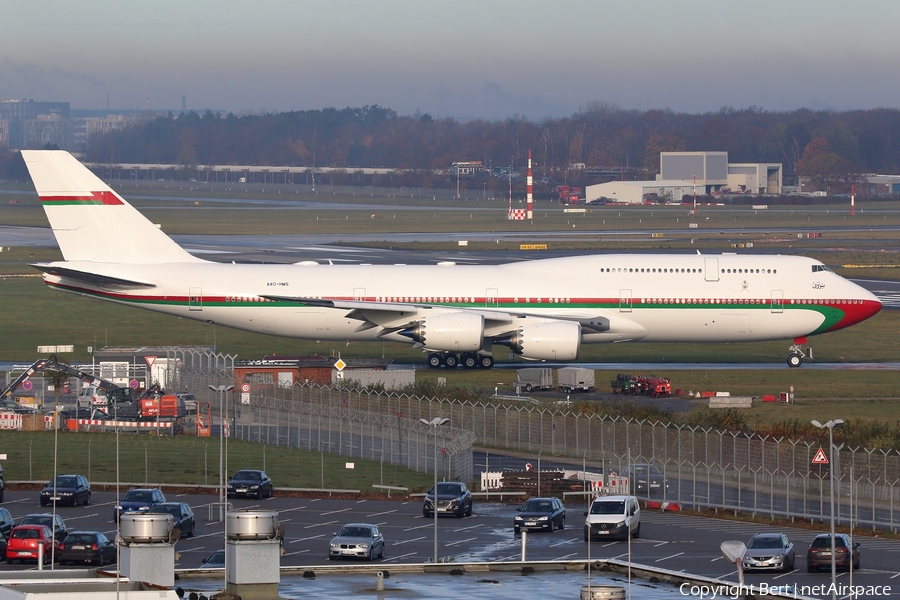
812,265,833,273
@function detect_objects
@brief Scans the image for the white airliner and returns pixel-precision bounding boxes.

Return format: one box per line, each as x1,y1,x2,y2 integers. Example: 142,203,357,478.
22,150,881,369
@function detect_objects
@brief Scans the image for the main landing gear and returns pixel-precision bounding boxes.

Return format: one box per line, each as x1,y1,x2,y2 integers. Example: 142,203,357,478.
427,352,494,369
787,344,813,368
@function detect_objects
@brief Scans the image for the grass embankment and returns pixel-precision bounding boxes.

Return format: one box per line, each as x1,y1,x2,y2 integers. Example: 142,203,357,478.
0,430,434,492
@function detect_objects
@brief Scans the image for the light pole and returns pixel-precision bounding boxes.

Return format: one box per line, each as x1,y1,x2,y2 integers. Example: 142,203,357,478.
811,418,844,600
210,383,234,594
420,417,449,563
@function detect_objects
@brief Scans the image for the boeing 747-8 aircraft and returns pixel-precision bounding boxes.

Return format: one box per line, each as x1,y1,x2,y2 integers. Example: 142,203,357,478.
21,151,881,369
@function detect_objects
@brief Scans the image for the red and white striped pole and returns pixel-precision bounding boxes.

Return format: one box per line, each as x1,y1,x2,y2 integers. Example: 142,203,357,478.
526,150,533,220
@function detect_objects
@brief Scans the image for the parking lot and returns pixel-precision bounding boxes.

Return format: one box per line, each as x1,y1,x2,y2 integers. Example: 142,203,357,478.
0,487,897,598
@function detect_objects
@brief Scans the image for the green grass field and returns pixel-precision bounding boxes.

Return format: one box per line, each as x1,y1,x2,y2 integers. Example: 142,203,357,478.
2,183,899,433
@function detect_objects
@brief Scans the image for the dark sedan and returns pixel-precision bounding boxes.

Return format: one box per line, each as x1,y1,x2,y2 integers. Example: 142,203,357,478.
149,502,195,537
227,469,274,499
513,497,566,533
58,531,116,566
807,533,860,572
113,488,167,521
40,474,92,507
423,482,472,518
0,399,37,414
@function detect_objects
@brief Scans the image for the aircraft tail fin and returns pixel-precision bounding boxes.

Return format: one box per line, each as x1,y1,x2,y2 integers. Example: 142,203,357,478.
21,150,198,264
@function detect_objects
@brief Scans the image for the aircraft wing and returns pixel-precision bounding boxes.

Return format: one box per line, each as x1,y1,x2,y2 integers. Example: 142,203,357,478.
32,263,157,289
261,295,615,334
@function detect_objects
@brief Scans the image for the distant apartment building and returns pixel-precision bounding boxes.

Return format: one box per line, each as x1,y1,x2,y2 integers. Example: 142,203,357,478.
0,99,71,149
0,119,9,147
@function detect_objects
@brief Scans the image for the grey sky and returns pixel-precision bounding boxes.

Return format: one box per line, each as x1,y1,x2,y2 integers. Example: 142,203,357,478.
3,0,899,121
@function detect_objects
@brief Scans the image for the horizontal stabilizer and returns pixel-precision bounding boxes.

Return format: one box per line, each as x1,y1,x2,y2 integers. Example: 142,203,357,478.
33,263,157,289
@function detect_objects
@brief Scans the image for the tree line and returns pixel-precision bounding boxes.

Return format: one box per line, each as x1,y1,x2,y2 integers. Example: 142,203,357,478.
3,103,900,192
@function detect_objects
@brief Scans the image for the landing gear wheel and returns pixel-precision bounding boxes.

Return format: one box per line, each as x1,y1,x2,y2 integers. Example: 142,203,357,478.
427,353,443,368
442,354,458,368
477,355,494,369
787,353,803,368
461,353,478,369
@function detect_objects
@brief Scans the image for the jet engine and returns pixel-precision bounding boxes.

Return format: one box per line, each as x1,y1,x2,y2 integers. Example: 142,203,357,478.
499,320,581,361
398,312,484,352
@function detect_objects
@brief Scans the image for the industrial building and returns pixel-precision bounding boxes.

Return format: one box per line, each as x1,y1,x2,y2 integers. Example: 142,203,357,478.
584,151,783,204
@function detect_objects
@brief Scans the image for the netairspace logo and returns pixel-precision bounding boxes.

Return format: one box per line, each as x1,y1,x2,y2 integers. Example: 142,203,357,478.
679,582,892,599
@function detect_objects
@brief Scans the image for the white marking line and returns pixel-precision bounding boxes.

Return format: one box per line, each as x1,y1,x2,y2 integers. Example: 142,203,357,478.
549,539,578,548
278,506,307,513
890,572,900,579
383,551,417,562
304,520,338,529
655,552,684,563
556,552,580,560
310,498,322,502
284,549,311,556
711,557,723,562
391,537,426,546
403,524,432,532
61,513,100,521
289,534,325,544
772,571,794,579
444,537,478,547
653,541,669,547
451,524,483,533
320,507,352,516
356,500,367,504
365,510,398,518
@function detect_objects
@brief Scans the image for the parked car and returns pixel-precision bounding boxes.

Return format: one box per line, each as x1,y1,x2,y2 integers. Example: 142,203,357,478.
328,523,384,561
0,508,14,540
513,497,566,533
423,481,473,518
622,463,670,497
199,548,225,569
58,531,116,566
16,513,67,542
807,533,860,572
40,474,92,507
227,470,273,499
742,532,795,572
149,502,195,537
6,525,61,564
0,399,37,414
113,488,167,521
583,495,640,541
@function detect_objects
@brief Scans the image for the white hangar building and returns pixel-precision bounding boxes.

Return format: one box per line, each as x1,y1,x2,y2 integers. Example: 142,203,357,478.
585,151,782,204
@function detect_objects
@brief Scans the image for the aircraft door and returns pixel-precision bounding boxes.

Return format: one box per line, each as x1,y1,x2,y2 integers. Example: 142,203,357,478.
704,257,719,282
486,288,499,309
771,290,784,313
619,289,632,313
189,287,202,311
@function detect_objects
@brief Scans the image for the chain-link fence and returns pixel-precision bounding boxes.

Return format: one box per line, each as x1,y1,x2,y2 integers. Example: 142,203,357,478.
194,378,900,532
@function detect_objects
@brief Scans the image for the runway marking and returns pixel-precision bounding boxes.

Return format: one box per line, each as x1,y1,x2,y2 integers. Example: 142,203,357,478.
445,537,478,547
655,552,684,562
304,520,338,529
320,507,352,516
391,536,426,546
366,509,398,517
289,534,325,544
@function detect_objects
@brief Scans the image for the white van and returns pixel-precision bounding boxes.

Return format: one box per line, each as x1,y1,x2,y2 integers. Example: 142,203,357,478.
76,386,109,412
583,495,640,541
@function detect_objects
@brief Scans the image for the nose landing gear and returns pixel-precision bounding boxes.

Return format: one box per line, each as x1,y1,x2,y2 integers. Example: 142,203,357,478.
787,344,813,368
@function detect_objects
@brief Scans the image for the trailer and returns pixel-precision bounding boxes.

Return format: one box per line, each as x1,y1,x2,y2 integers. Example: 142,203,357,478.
516,368,554,392
557,367,595,393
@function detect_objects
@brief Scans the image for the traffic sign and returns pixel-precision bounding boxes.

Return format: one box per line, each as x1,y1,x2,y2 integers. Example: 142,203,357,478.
240,383,251,393
22,380,32,391
334,359,346,371
812,447,829,464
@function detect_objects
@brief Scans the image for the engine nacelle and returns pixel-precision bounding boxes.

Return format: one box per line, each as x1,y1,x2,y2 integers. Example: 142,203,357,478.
399,312,484,352
502,320,581,361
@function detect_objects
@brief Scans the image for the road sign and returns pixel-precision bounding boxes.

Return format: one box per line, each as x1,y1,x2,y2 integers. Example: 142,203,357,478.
334,359,346,371
240,383,251,393
812,447,829,464
22,380,32,391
